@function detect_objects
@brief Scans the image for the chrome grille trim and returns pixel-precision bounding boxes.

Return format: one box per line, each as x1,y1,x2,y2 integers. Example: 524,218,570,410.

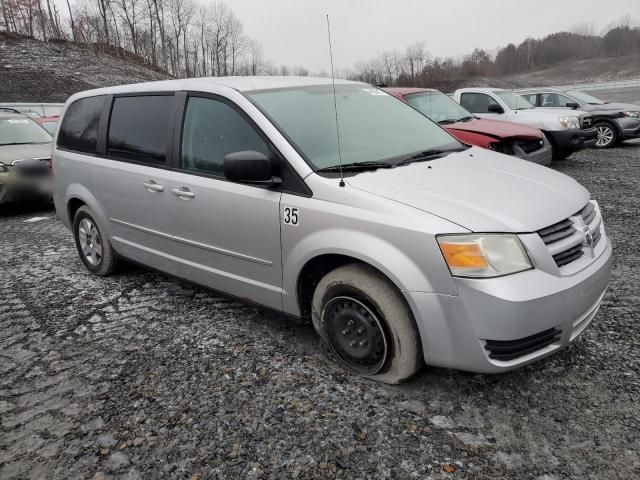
537,200,603,269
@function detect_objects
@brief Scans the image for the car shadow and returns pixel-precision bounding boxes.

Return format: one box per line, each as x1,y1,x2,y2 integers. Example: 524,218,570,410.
0,202,55,217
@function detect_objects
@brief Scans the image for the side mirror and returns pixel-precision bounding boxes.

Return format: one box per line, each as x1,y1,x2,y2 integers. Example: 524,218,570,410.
223,151,281,185
487,104,504,114
566,102,580,109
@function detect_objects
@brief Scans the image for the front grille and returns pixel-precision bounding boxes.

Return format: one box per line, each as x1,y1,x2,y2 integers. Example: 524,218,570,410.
553,244,584,267
537,201,603,269
518,139,544,154
485,328,562,361
538,218,574,244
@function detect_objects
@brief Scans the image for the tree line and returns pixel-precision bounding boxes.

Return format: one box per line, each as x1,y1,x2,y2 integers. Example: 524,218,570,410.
348,16,640,90
1,1,639,86
0,0,308,77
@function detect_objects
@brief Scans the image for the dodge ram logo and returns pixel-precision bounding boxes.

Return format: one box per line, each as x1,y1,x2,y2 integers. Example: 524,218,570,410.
583,225,594,248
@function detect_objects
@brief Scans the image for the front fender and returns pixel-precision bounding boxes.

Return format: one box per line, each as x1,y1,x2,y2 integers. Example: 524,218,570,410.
282,227,457,316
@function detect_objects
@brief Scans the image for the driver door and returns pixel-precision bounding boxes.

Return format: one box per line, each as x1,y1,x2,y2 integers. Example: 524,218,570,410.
166,94,284,310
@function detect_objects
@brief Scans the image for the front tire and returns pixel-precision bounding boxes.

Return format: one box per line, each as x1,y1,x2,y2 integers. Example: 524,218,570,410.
311,264,423,384
594,122,618,148
73,206,118,276
544,133,572,160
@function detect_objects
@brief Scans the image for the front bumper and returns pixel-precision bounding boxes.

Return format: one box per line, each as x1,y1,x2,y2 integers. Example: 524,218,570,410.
0,174,53,205
616,117,640,140
406,236,612,373
513,137,553,166
546,127,597,152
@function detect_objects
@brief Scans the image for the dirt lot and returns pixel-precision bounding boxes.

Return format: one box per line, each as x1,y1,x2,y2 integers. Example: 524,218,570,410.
1,142,639,480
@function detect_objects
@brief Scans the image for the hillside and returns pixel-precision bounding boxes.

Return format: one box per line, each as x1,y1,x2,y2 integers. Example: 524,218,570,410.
440,54,640,91
0,33,171,103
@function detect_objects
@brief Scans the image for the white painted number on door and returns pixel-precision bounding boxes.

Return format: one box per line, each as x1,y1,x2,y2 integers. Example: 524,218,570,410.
283,207,299,226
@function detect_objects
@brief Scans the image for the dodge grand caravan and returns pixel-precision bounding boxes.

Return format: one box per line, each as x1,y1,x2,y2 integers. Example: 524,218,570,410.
53,77,612,383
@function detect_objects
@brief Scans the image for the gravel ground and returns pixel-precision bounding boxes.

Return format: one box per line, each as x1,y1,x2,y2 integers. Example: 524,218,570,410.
1,142,639,480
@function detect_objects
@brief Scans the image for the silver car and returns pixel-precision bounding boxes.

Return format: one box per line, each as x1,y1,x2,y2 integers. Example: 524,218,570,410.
53,77,612,383
0,109,53,206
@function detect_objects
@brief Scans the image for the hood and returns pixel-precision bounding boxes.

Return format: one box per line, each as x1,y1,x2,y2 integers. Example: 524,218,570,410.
0,143,52,164
525,107,587,117
446,118,542,141
346,147,589,232
586,102,640,113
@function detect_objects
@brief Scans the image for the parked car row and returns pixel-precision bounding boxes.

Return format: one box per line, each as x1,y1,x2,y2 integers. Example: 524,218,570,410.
385,88,553,165
43,76,613,384
386,86,640,161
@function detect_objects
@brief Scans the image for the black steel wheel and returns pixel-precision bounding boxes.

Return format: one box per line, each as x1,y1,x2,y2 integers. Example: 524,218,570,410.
323,296,388,375
311,263,423,384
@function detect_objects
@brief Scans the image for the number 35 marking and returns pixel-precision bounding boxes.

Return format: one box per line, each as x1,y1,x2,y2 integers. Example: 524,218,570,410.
283,206,299,226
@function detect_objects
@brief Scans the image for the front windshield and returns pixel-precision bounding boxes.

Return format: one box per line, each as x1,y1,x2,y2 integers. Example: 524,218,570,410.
0,117,52,145
566,90,605,105
245,85,461,170
494,91,534,110
405,91,473,124
40,120,59,135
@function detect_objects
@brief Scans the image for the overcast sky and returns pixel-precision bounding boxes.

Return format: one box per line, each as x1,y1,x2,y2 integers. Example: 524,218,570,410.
225,0,638,72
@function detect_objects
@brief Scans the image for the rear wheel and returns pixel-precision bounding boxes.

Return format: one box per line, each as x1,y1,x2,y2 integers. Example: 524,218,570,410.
311,263,423,384
594,122,618,148
73,206,118,276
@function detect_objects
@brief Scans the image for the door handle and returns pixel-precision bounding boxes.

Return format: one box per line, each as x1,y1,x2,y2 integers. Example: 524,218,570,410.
143,180,164,192
171,187,195,199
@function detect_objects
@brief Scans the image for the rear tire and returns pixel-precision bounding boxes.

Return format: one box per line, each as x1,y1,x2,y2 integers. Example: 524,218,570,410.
594,121,618,149
311,263,423,384
73,205,118,276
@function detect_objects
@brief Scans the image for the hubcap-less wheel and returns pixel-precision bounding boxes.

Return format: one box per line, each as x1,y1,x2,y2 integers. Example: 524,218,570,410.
596,125,615,147
323,296,388,375
78,218,103,266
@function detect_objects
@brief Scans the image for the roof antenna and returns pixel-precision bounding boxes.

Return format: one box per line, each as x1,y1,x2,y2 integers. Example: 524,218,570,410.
326,14,345,187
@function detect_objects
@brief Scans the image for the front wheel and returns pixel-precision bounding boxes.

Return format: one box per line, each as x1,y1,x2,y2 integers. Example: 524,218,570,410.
311,264,423,384
594,122,618,148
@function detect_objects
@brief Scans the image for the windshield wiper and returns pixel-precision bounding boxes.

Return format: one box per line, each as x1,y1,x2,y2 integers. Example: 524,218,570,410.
316,161,393,173
457,115,475,122
437,119,458,125
396,148,462,166
0,142,48,146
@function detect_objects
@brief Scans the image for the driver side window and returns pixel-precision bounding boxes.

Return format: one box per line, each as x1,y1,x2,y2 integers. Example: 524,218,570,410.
181,96,270,177
460,93,500,114
540,93,576,108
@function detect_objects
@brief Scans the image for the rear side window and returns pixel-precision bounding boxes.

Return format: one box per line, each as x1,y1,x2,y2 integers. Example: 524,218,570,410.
460,93,500,114
108,95,173,164
181,96,269,177
57,96,105,153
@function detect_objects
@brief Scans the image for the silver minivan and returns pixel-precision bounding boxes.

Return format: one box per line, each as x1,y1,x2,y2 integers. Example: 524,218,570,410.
53,77,612,383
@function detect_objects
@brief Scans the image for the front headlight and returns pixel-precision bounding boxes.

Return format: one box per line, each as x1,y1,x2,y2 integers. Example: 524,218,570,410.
558,116,580,129
622,111,640,118
437,234,532,278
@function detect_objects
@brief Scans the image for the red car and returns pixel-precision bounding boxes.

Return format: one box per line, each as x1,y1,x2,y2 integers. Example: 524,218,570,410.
385,87,552,165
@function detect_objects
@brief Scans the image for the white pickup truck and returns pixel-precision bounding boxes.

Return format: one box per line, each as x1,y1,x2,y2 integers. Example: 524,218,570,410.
452,88,597,159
